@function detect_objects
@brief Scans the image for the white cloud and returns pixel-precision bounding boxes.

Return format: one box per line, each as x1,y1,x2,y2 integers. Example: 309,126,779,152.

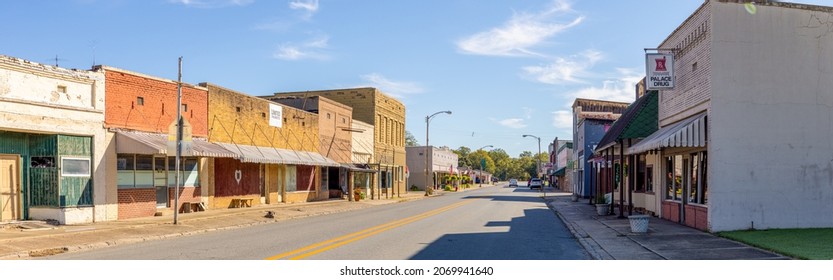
523,49,603,84
358,73,424,99
498,118,528,129
273,36,330,61
551,110,573,129
568,68,642,103
169,0,253,8
289,0,319,20
456,0,584,57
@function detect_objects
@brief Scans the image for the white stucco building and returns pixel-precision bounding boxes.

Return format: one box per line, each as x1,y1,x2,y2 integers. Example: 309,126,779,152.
405,146,459,190
624,0,833,231
0,55,114,224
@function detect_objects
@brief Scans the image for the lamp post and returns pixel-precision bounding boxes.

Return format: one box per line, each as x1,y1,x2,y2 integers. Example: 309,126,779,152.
523,134,543,196
477,145,493,187
425,110,452,196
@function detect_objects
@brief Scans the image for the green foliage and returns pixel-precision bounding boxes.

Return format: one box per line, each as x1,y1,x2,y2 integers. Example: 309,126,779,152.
405,131,419,146
718,228,833,260
443,185,454,191
410,185,419,191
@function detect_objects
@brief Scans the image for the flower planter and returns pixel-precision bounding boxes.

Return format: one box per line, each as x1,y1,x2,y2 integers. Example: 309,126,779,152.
629,215,650,233
595,203,610,216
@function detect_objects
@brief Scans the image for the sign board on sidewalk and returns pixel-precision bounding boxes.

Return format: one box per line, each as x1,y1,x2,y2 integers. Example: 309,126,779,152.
646,53,674,90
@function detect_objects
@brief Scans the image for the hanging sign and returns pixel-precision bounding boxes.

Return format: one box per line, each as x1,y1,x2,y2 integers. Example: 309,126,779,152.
646,53,674,90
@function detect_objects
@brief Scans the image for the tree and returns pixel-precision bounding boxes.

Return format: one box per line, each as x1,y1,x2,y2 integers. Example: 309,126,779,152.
405,130,419,146
453,146,472,168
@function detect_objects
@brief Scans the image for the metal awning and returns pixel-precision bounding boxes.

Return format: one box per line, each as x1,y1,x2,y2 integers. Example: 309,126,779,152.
627,112,707,155
553,167,566,176
343,163,377,173
115,130,237,158
216,143,341,167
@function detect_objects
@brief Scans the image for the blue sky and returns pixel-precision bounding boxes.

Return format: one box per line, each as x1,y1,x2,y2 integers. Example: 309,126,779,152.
2,0,830,157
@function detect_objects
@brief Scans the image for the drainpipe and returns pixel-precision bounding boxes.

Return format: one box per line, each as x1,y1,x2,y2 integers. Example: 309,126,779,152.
628,138,634,216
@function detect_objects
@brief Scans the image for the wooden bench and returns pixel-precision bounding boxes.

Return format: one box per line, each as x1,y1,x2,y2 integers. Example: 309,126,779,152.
231,198,254,208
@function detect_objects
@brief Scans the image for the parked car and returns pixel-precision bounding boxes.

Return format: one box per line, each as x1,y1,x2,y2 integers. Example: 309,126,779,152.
529,178,543,189
509,179,518,187
491,177,499,183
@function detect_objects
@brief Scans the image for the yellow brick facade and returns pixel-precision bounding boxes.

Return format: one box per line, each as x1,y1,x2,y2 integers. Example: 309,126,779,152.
269,87,407,198
203,83,324,205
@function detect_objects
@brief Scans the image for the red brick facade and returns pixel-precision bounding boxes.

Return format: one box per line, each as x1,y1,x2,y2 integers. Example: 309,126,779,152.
117,187,202,220
102,67,209,137
117,188,156,220
169,187,202,213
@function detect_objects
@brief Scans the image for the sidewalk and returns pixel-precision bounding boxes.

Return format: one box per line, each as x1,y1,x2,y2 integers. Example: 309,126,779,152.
545,191,791,260
0,191,431,260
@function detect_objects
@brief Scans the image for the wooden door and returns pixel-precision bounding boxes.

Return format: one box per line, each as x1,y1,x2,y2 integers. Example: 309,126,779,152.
1,155,21,222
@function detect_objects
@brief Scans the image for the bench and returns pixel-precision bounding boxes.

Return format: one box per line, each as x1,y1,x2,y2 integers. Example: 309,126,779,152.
179,202,207,213
231,198,254,208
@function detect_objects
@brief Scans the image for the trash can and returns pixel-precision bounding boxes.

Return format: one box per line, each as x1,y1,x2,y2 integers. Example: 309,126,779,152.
628,215,650,233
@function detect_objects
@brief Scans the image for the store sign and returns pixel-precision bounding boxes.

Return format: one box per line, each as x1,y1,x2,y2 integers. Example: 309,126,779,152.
269,103,283,128
646,53,674,89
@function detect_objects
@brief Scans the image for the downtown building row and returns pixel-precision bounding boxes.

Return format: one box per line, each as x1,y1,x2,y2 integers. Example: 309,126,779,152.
0,57,407,224
576,0,833,232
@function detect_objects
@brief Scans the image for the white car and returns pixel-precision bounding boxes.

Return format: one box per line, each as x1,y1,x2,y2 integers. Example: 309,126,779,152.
509,179,518,187
529,178,543,189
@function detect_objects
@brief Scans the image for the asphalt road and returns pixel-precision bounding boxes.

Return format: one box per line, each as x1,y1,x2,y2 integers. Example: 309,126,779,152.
43,184,589,260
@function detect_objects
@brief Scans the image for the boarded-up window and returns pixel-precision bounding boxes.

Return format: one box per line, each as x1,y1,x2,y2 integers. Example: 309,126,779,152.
285,165,297,192
296,165,315,191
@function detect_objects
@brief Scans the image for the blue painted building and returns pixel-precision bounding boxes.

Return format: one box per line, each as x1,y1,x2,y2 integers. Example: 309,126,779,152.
571,99,629,198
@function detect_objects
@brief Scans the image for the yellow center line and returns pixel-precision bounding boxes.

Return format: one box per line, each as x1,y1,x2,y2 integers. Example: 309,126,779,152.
265,200,474,260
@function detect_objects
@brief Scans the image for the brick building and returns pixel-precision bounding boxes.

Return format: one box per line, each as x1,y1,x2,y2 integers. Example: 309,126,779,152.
265,88,407,199
203,83,340,205
99,66,235,220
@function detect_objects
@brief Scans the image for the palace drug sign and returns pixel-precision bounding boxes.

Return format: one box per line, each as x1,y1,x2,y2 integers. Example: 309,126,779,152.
646,53,674,90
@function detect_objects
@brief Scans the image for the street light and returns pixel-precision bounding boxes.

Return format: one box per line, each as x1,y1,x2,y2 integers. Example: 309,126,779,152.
523,134,543,196
477,145,493,187
425,110,452,196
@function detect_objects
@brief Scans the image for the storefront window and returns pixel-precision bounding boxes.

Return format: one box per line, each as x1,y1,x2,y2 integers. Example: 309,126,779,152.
117,154,135,188
636,155,645,191
135,155,153,188
665,157,674,199
701,152,708,204
674,155,683,201
62,157,91,177
689,153,699,203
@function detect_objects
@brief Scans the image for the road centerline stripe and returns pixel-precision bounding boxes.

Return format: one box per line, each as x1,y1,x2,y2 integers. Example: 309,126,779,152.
266,200,473,260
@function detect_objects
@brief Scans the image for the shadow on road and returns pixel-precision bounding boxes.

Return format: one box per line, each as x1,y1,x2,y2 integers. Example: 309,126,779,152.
408,208,589,260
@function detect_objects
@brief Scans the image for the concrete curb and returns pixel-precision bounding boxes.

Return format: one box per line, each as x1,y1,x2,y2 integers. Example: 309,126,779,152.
1,196,427,260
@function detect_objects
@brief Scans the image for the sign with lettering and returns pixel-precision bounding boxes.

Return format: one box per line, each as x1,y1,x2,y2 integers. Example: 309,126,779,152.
269,103,283,128
646,53,674,90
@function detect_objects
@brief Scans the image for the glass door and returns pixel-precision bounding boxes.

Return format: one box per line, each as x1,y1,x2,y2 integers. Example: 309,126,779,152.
154,156,168,208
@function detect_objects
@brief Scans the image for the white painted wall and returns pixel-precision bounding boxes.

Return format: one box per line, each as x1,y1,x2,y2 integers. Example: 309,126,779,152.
0,55,116,223
351,120,374,163
709,2,833,231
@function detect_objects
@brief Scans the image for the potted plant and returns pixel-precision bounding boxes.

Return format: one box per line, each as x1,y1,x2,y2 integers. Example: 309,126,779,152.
595,194,610,216
354,188,363,201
